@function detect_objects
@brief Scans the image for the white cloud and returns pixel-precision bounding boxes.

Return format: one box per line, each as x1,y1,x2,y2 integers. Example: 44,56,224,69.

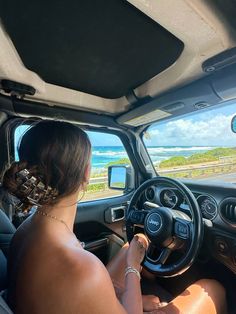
146,113,236,146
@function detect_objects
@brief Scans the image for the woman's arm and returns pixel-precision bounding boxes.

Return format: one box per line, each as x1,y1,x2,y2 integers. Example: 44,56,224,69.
121,271,142,314
120,235,148,314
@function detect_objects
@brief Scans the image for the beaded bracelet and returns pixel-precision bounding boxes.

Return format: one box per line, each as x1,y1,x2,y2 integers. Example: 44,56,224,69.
124,266,141,280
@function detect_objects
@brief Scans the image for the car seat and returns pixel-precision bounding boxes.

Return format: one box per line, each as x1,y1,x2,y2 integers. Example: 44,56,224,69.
0,209,15,313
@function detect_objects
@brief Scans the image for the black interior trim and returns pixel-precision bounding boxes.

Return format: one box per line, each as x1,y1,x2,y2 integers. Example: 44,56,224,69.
84,238,109,251
0,94,124,129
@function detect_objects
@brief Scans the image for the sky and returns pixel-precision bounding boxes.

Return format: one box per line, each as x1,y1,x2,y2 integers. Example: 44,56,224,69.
87,131,122,146
144,101,236,147
14,124,123,149
14,100,236,148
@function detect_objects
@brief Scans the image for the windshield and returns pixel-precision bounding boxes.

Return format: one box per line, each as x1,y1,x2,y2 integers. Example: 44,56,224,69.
143,101,236,183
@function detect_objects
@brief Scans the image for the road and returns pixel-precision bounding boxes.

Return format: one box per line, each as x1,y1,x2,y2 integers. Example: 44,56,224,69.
199,172,236,184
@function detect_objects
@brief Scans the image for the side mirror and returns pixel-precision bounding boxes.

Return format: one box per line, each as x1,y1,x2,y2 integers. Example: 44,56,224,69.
231,115,236,133
108,165,133,191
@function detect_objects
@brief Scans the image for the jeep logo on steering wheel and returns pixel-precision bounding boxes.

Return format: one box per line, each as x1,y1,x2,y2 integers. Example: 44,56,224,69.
149,219,160,227
146,213,163,234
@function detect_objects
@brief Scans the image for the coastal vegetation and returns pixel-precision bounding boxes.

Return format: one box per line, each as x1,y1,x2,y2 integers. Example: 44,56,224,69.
159,147,236,168
106,157,130,167
87,182,106,192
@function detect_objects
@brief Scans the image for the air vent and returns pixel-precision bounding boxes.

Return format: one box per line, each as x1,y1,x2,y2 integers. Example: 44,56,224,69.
145,186,155,202
220,198,236,225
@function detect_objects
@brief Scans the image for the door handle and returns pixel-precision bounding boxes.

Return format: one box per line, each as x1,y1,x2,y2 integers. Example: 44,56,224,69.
105,206,126,223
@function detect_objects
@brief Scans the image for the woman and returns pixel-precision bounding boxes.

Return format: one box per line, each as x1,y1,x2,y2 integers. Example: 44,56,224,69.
2,120,226,314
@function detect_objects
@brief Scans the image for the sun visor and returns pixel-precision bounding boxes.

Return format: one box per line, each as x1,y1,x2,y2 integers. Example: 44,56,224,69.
117,107,172,127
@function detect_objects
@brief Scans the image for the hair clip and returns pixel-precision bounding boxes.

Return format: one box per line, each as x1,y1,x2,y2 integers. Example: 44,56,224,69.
16,168,58,207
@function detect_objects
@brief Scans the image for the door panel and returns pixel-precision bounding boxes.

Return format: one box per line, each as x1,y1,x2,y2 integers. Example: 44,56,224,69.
73,193,132,264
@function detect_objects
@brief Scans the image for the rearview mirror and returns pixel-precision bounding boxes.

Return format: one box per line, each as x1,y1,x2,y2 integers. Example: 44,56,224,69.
231,115,236,133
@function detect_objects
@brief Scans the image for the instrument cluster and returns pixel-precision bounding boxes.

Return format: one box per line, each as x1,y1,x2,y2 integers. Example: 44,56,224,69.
144,186,218,221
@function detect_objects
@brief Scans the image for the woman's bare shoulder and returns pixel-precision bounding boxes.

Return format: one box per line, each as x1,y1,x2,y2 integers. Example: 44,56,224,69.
62,244,104,273
55,246,126,314
61,246,111,289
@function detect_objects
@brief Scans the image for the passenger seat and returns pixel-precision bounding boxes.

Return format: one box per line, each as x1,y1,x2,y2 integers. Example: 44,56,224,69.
0,293,13,314
0,209,15,313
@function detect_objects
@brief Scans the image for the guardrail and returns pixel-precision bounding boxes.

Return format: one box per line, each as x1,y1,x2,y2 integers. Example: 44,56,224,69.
219,156,236,163
89,176,107,184
158,162,236,177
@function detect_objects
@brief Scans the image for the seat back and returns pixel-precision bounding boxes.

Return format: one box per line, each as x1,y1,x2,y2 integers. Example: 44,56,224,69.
0,292,13,314
0,209,15,291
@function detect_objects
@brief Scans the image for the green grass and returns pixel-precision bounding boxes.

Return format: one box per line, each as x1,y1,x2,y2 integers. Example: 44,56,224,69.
159,156,186,168
159,147,236,169
87,183,106,192
90,171,107,178
106,158,130,168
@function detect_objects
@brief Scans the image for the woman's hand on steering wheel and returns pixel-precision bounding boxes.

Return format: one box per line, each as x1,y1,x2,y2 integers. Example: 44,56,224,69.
126,233,149,270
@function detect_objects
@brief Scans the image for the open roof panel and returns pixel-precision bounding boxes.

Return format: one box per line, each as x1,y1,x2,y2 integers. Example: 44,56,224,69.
0,0,184,99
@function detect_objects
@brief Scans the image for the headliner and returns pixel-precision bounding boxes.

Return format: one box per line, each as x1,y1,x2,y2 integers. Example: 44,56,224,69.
0,0,183,99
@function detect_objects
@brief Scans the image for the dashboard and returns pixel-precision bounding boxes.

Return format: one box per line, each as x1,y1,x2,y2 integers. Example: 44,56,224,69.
143,179,236,274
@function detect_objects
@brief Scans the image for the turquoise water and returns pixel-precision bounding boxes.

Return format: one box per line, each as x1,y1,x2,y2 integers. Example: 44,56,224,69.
91,146,214,170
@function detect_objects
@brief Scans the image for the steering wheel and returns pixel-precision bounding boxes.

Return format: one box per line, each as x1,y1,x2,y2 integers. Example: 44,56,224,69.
126,176,204,277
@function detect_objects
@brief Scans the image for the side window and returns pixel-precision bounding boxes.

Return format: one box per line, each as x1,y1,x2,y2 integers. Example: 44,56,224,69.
14,125,131,202
84,131,131,201
14,124,30,160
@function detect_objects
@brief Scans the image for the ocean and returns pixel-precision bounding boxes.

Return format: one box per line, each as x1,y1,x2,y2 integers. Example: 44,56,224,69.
91,146,214,171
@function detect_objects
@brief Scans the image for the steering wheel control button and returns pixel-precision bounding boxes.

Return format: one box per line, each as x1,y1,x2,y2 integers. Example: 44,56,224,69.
146,213,163,234
174,221,189,239
130,211,146,225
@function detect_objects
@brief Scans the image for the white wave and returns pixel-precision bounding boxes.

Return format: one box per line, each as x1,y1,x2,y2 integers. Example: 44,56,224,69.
92,162,107,166
92,150,127,157
146,146,213,155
